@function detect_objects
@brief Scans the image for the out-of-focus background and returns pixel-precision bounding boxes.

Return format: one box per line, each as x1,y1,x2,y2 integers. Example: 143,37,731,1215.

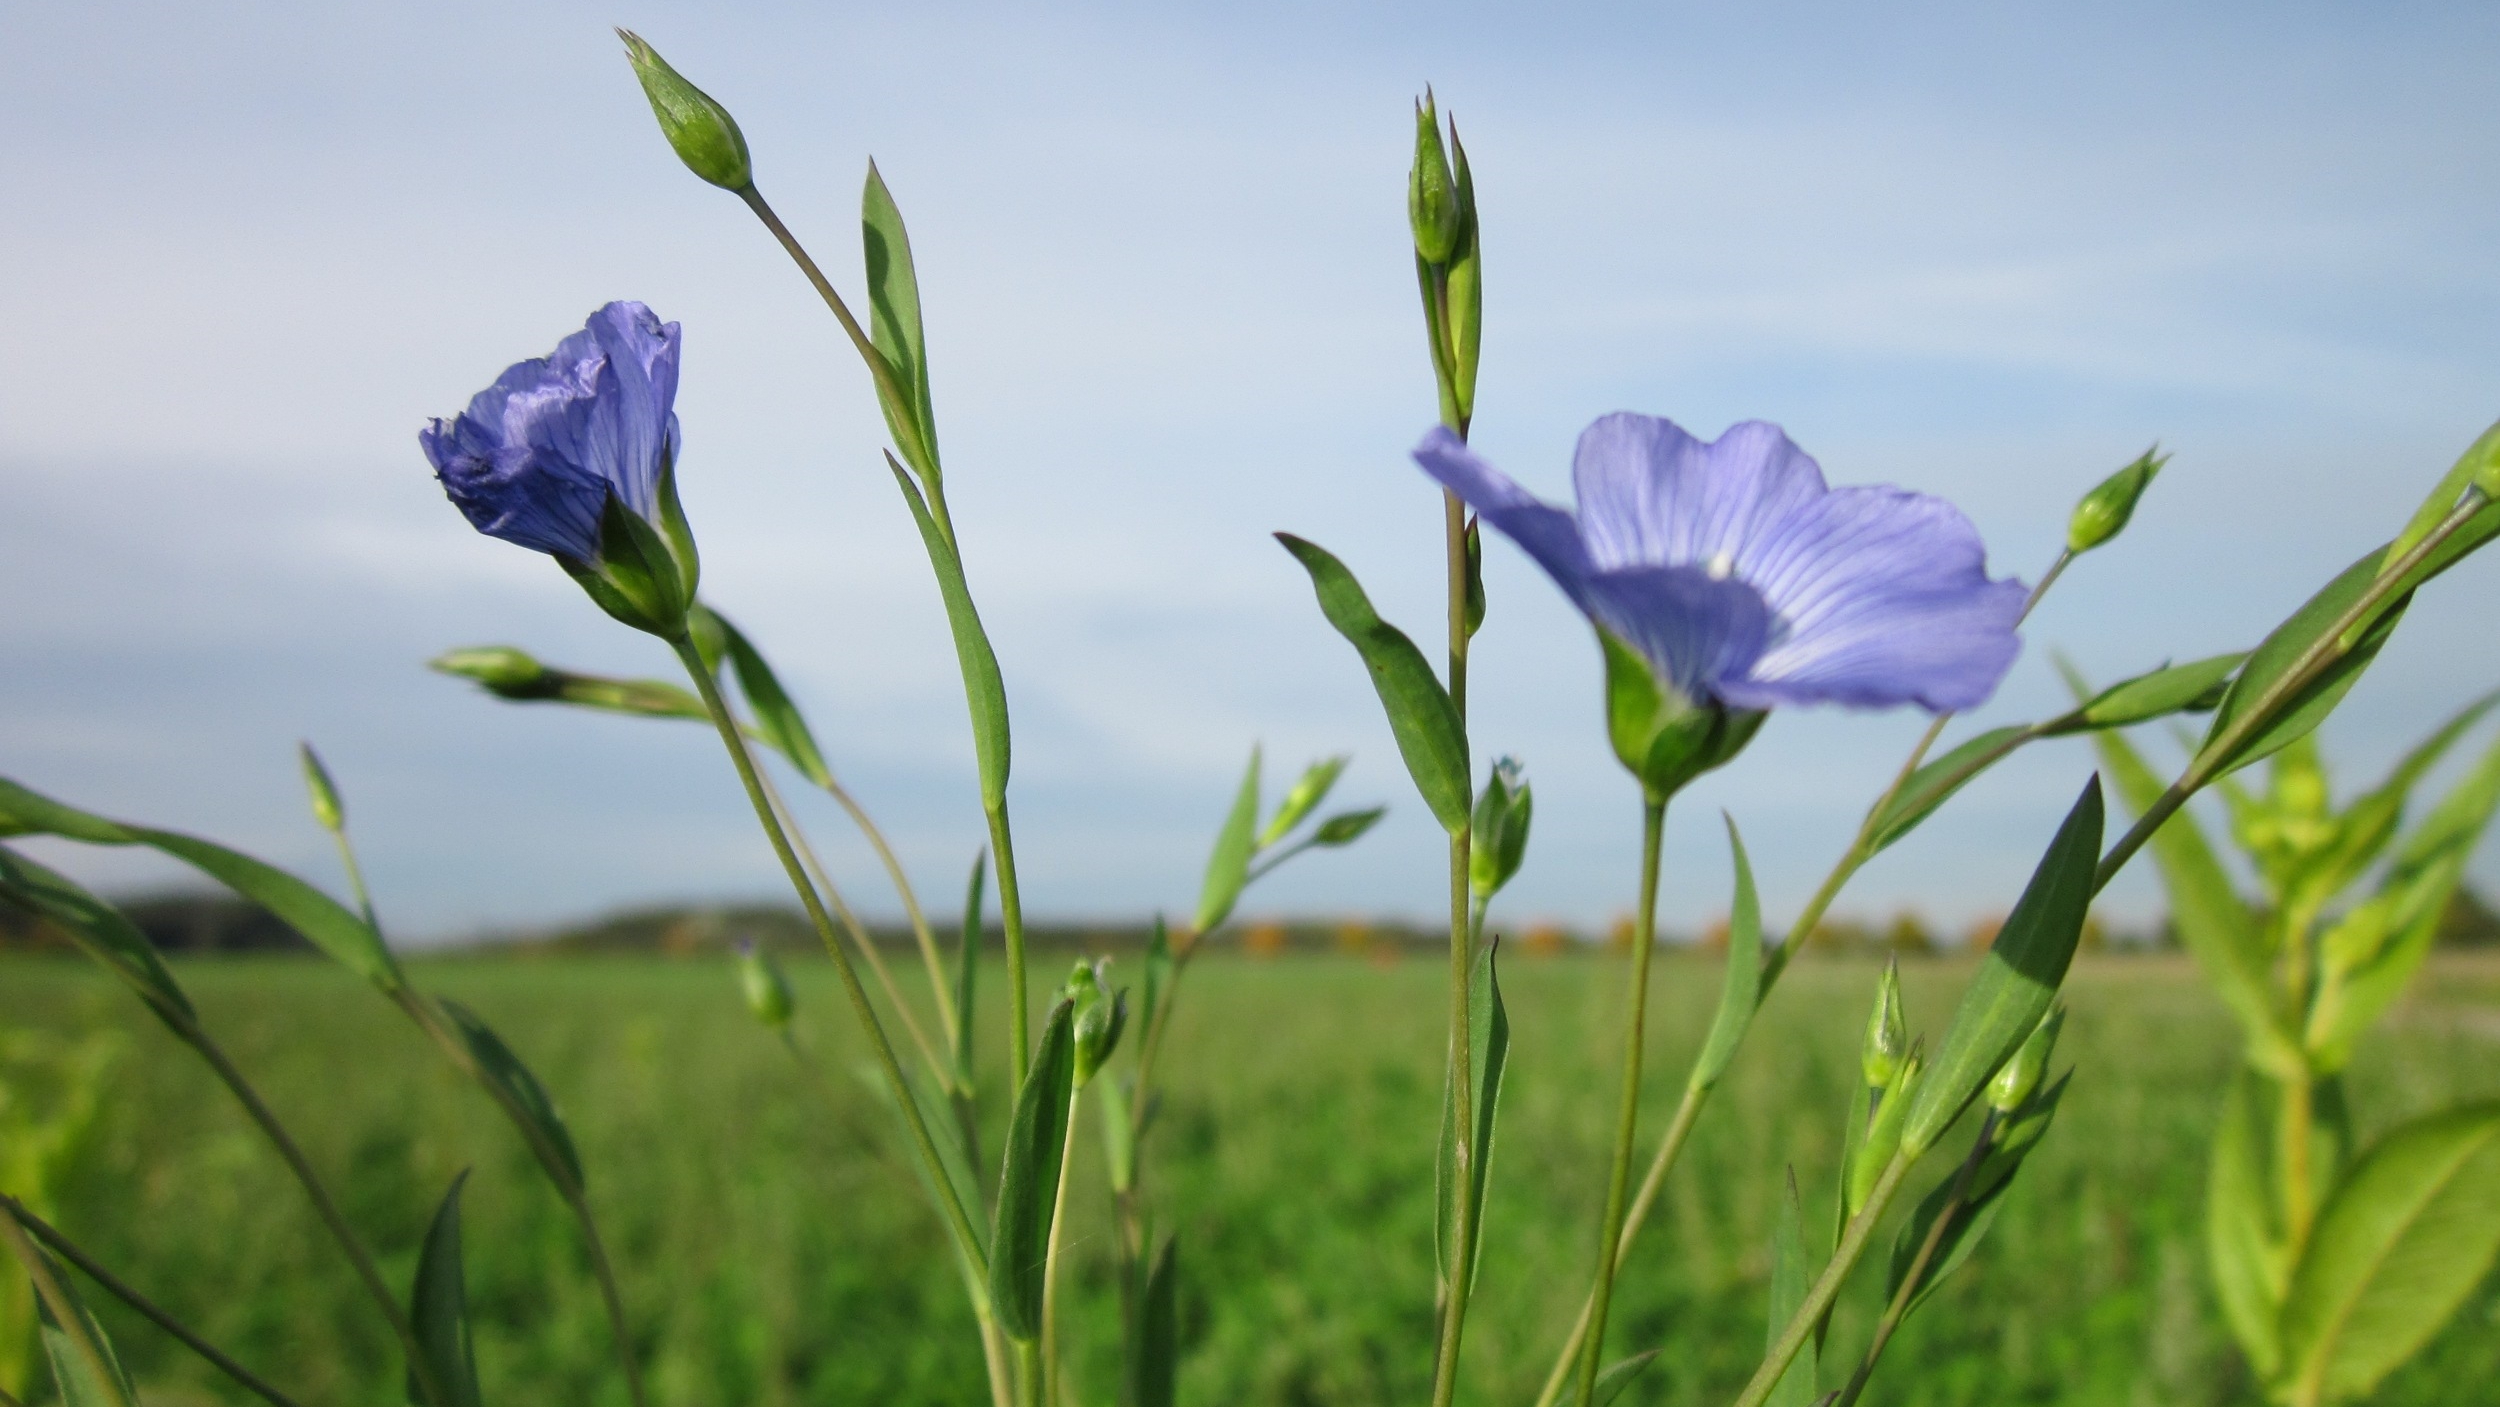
8,0,2500,939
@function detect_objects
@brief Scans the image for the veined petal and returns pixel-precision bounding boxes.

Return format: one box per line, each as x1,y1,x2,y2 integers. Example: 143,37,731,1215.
578,301,681,518
1584,565,1773,700
1413,427,1606,616
1571,414,1825,574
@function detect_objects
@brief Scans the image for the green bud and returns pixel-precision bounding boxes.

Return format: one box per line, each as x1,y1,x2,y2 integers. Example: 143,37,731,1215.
1310,807,1388,846
1260,756,1350,849
1860,957,1907,1089
1444,126,1482,423
1409,92,1462,266
2065,447,2166,554
1602,631,1766,803
1468,757,1532,900
1064,959,1127,1086
429,646,554,697
1986,1005,2063,1113
1462,517,1486,639
1849,1048,1922,1216
297,742,345,834
618,30,753,192
738,941,794,1028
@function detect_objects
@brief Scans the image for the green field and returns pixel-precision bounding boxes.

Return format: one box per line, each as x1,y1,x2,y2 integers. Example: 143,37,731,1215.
4,951,2498,1406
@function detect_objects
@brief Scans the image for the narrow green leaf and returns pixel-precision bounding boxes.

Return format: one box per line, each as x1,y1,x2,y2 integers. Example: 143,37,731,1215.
0,846,194,1026
2086,723,2294,1071
989,998,1076,1339
862,161,939,478
0,776,403,989
1195,747,1262,933
1311,806,1387,846
1766,1168,1818,1407
1866,725,2033,856
1689,814,1764,1093
1886,1075,2071,1320
435,999,584,1196
2387,418,2500,563
32,1244,138,1407
888,455,1011,808
1901,777,2101,1155
2279,1102,2500,1404
2199,550,2411,779
406,1170,484,1407
2208,1070,2288,1379
703,607,835,789
1274,534,1470,832
1260,755,1349,848
1131,1236,1179,1407
956,850,984,1090
2309,726,2500,1070
1591,1350,1661,1407
2039,652,2248,735
1434,942,1509,1295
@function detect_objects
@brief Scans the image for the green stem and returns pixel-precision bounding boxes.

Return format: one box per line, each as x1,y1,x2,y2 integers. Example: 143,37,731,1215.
1040,1087,1083,1407
1017,1339,1044,1407
1730,1152,1917,1407
0,1211,128,1407
820,770,963,1059
1571,798,1668,1407
988,802,1032,1090
1427,824,1478,1407
3,1196,306,1407
673,639,991,1283
1831,1112,2001,1407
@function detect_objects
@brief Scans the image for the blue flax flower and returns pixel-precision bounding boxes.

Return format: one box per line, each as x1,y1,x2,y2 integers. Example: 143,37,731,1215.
421,301,683,561
1414,413,2025,713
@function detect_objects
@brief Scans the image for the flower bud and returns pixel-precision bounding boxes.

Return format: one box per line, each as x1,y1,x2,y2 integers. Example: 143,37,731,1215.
298,742,345,834
618,30,753,192
1409,93,1463,266
738,940,794,1028
1849,1047,1922,1216
430,646,555,697
1602,632,1766,803
1986,1005,2062,1113
1064,959,1128,1087
1468,757,1532,900
2066,448,2165,554
1860,957,1907,1090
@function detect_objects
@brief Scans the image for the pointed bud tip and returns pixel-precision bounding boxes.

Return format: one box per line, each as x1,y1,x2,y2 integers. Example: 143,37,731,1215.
619,30,753,192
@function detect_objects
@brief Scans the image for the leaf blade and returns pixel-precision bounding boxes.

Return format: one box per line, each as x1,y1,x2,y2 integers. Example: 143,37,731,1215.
989,998,1077,1339
1195,747,1262,934
406,1170,484,1407
1688,814,1763,1092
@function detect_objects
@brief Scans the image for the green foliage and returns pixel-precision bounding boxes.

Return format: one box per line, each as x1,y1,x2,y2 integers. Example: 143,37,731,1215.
1764,1171,1817,1407
862,162,940,482
1687,816,1764,1095
990,999,1075,1339
1196,749,1262,935
887,454,1012,809
1432,944,1507,1298
407,1171,484,1407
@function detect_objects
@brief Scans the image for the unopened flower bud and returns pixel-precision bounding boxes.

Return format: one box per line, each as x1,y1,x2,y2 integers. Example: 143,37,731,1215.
1861,957,1907,1089
1064,959,1126,1086
430,646,554,697
298,742,346,833
2066,448,2165,554
1409,93,1462,266
1849,1047,1922,1216
1987,1005,2063,1113
1469,757,1533,900
618,31,753,192
738,940,794,1028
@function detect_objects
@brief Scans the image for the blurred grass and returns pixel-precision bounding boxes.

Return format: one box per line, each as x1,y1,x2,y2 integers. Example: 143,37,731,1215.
3,950,2498,1406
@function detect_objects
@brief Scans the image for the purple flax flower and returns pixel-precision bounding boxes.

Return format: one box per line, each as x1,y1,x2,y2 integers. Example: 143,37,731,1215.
421,301,683,561
1414,414,2025,713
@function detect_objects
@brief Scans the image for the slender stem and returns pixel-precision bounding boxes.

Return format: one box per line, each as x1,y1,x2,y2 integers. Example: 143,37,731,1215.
761,765,950,1084
0,1211,128,1407
820,771,962,1056
4,1196,303,1407
1040,1087,1083,1407
1531,1084,1704,1407
1832,1112,2002,1407
673,639,990,1282
1017,1338,1044,1407
1730,1152,1917,1407
988,803,1032,1090
1427,825,1478,1407
326,828,380,935
177,1026,446,1406
1570,798,1668,1407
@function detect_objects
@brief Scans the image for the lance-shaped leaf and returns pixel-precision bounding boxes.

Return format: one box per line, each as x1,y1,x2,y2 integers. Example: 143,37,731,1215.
889,455,1011,808
2277,1102,2500,1405
30,1243,138,1407
1274,534,1470,833
1433,942,1508,1296
1590,1349,1661,1407
863,161,940,480
701,607,835,789
0,846,193,1027
2308,725,2500,1070
2208,1070,2288,1379
1867,725,2033,856
407,1171,484,1407
430,648,709,721
990,998,1076,1339
1130,1236,1179,1407
1766,1168,1818,1407
1195,747,1262,934
1260,756,1349,847
1311,807,1387,846
1688,815,1764,1093
2088,724,2296,1073
1885,1073,2071,1320
1900,777,2100,1155
2198,550,2411,779
0,777,401,989
435,999,584,1197
2040,652,2247,736
956,851,984,1090
2388,418,2500,562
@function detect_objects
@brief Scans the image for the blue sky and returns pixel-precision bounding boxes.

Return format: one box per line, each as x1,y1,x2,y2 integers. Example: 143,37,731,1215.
6,1,2500,940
